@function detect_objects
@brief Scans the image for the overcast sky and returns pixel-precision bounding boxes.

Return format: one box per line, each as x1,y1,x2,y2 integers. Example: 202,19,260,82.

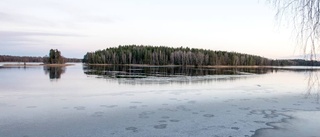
0,0,298,59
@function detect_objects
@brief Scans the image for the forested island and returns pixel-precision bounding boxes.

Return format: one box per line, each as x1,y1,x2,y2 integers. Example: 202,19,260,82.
83,45,320,66
43,49,67,64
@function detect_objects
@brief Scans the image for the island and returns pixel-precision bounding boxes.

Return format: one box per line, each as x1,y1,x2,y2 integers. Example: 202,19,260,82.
83,45,320,67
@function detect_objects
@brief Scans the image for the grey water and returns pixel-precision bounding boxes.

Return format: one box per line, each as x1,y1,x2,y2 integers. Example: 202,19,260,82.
0,63,320,137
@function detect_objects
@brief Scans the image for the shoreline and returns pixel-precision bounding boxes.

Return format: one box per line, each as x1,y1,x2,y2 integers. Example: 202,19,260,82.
1,63,75,68
85,64,286,68
2,63,319,68
42,64,74,67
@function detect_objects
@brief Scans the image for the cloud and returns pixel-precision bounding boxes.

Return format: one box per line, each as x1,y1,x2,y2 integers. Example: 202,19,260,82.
0,12,58,27
0,30,86,51
0,30,85,38
0,1,116,29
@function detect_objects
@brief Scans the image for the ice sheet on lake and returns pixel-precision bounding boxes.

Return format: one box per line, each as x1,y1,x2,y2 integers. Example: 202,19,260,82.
1,64,320,137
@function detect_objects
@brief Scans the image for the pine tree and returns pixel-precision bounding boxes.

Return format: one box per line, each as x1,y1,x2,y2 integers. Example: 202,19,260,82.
44,49,65,64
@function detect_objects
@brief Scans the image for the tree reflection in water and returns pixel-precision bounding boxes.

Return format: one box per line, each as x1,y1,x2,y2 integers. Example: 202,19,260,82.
82,65,272,85
43,66,66,79
83,65,320,96
306,71,320,103
83,65,272,77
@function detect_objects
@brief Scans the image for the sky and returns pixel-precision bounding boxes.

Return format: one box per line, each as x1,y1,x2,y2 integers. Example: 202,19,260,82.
0,0,299,59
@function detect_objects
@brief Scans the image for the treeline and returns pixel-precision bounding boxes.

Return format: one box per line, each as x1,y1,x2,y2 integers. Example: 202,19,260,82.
83,45,320,66
271,59,320,66
83,45,270,66
0,55,82,63
43,49,65,64
0,55,43,62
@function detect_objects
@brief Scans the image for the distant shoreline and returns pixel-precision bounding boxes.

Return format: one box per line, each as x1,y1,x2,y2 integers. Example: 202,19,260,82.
2,63,318,68
1,63,74,68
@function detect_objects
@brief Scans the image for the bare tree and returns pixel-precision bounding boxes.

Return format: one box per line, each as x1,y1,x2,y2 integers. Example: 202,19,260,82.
306,71,320,102
269,0,320,101
269,0,320,59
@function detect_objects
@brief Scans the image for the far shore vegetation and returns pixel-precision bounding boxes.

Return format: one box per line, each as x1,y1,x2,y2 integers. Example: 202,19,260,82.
0,50,81,63
1,63,73,68
83,45,320,66
0,49,78,68
2,46,320,67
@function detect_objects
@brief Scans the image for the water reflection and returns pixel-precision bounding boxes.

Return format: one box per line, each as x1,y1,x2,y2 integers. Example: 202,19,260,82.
112,75,250,85
306,72,320,103
43,66,66,79
83,65,320,85
83,65,271,84
84,65,271,76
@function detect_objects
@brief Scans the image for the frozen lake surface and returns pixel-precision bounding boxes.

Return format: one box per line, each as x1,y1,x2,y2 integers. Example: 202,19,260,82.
0,63,320,137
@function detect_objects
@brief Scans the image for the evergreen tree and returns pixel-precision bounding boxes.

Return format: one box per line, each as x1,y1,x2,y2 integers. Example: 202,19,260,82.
83,45,320,66
44,49,66,64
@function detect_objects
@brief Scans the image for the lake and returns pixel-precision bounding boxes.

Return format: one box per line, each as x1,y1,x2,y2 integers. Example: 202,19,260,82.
0,63,320,137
